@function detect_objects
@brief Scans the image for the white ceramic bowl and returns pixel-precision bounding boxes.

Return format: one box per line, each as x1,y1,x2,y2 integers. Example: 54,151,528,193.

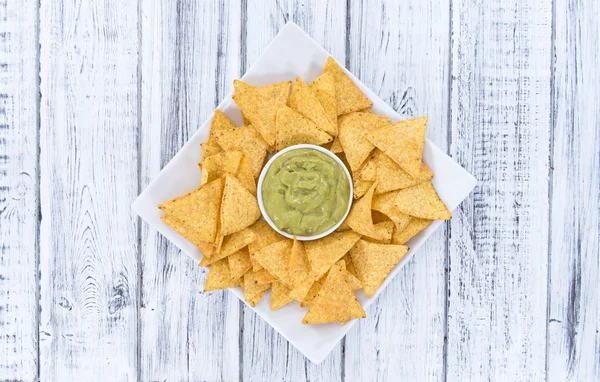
257,144,353,241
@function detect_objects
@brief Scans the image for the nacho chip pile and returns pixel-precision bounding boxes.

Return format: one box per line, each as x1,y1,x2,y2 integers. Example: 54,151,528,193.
157,56,451,325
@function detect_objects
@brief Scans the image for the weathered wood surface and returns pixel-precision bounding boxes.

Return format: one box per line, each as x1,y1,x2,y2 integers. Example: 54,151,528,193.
1,0,599,381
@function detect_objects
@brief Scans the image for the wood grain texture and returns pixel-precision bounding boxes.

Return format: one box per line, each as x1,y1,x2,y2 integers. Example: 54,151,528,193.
0,0,39,380
344,1,450,380
547,0,600,380
139,1,242,380
448,0,552,380
38,0,140,380
241,1,346,381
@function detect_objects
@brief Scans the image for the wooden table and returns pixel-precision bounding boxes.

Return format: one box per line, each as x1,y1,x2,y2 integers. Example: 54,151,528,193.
2,0,599,381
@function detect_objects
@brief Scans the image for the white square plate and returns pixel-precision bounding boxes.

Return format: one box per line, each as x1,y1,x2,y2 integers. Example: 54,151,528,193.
132,21,477,364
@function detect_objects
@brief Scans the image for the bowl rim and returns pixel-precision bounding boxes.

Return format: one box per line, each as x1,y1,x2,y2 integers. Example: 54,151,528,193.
256,144,354,241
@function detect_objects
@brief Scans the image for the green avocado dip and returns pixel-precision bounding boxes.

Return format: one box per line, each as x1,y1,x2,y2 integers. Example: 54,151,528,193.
261,148,351,236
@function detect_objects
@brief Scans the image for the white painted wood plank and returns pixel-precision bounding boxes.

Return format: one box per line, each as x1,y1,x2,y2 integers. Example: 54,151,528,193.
38,0,140,380
241,1,346,380
448,1,552,380
344,1,450,380
547,0,600,380
139,1,242,380
0,0,39,380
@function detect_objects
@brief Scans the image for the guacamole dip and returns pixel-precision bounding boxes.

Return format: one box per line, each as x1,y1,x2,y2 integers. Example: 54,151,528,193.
261,148,351,236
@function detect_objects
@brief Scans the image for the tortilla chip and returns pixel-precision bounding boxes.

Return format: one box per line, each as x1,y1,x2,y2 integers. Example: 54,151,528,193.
337,112,390,172
228,247,253,280
236,155,257,195
302,261,366,324
275,105,333,151
310,71,337,126
201,142,223,159
289,237,310,288
199,228,256,266
324,57,372,115
392,217,433,244
345,181,380,238
344,256,359,279
372,191,411,231
304,231,362,279
393,181,451,220
330,136,343,153
359,150,433,194
158,178,223,244
335,259,362,290
252,239,294,286
371,210,391,224
242,270,271,307
288,77,337,136
200,151,243,186
353,179,374,199
232,81,292,146
356,152,377,181
219,175,261,237
206,110,236,147
363,221,394,244
299,274,326,308
349,240,409,297
160,214,214,256
365,117,427,177
271,281,294,310
233,79,255,94
254,268,277,284
216,125,268,178
204,258,240,292
248,220,285,271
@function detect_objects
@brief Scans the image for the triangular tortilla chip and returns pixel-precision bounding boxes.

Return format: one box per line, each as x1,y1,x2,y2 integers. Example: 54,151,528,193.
393,181,451,220
252,239,293,286
362,221,394,244
392,217,433,244
254,268,277,284
302,261,366,324
335,259,362,290
200,151,243,186
228,247,253,280
299,274,326,308
232,81,291,146
161,214,215,257
343,255,359,279
247,220,284,271
372,191,411,231
216,125,268,178
288,77,337,136
275,105,332,151
270,281,294,310
365,117,428,177
304,231,362,279
242,270,271,307
359,150,434,194
204,258,240,292
206,110,236,147
324,57,372,115
310,71,337,127
158,178,223,244
236,155,257,195
199,228,256,266
289,237,310,288
349,240,408,297
337,112,390,172
201,142,223,160
353,179,374,199
219,175,261,237
345,181,380,238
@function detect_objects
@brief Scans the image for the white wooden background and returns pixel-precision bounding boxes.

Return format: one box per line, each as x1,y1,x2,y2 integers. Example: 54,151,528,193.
1,0,598,381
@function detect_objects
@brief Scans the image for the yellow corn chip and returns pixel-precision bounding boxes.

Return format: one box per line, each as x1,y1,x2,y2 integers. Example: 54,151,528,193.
248,220,285,271
304,231,362,280
324,57,372,115
199,228,256,266
337,112,390,172
288,77,337,136
200,151,243,186
158,178,223,244
349,240,408,297
392,217,433,244
219,175,261,237
228,247,253,280
353,179,374,199
393,181,451,220
242,270,271,307
299,274,326,308
310,71,337,126
363,221,394,244
206,110,236,147
254,268,277,284
372,191,411,231
345,257,359,278
289,237,310,288
330,136,343,153
275,105,333,151
201,142,223,159
216,125,268,179
204,258,240,292
252,239,294,286
345,181,380,238
236,155,257,195
365,117,428,177
334,259,362,291
359,150,433,194
271,281,294,310
160,214,212,256
233,79,254,94
302,261,366,324
232,81,292,146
